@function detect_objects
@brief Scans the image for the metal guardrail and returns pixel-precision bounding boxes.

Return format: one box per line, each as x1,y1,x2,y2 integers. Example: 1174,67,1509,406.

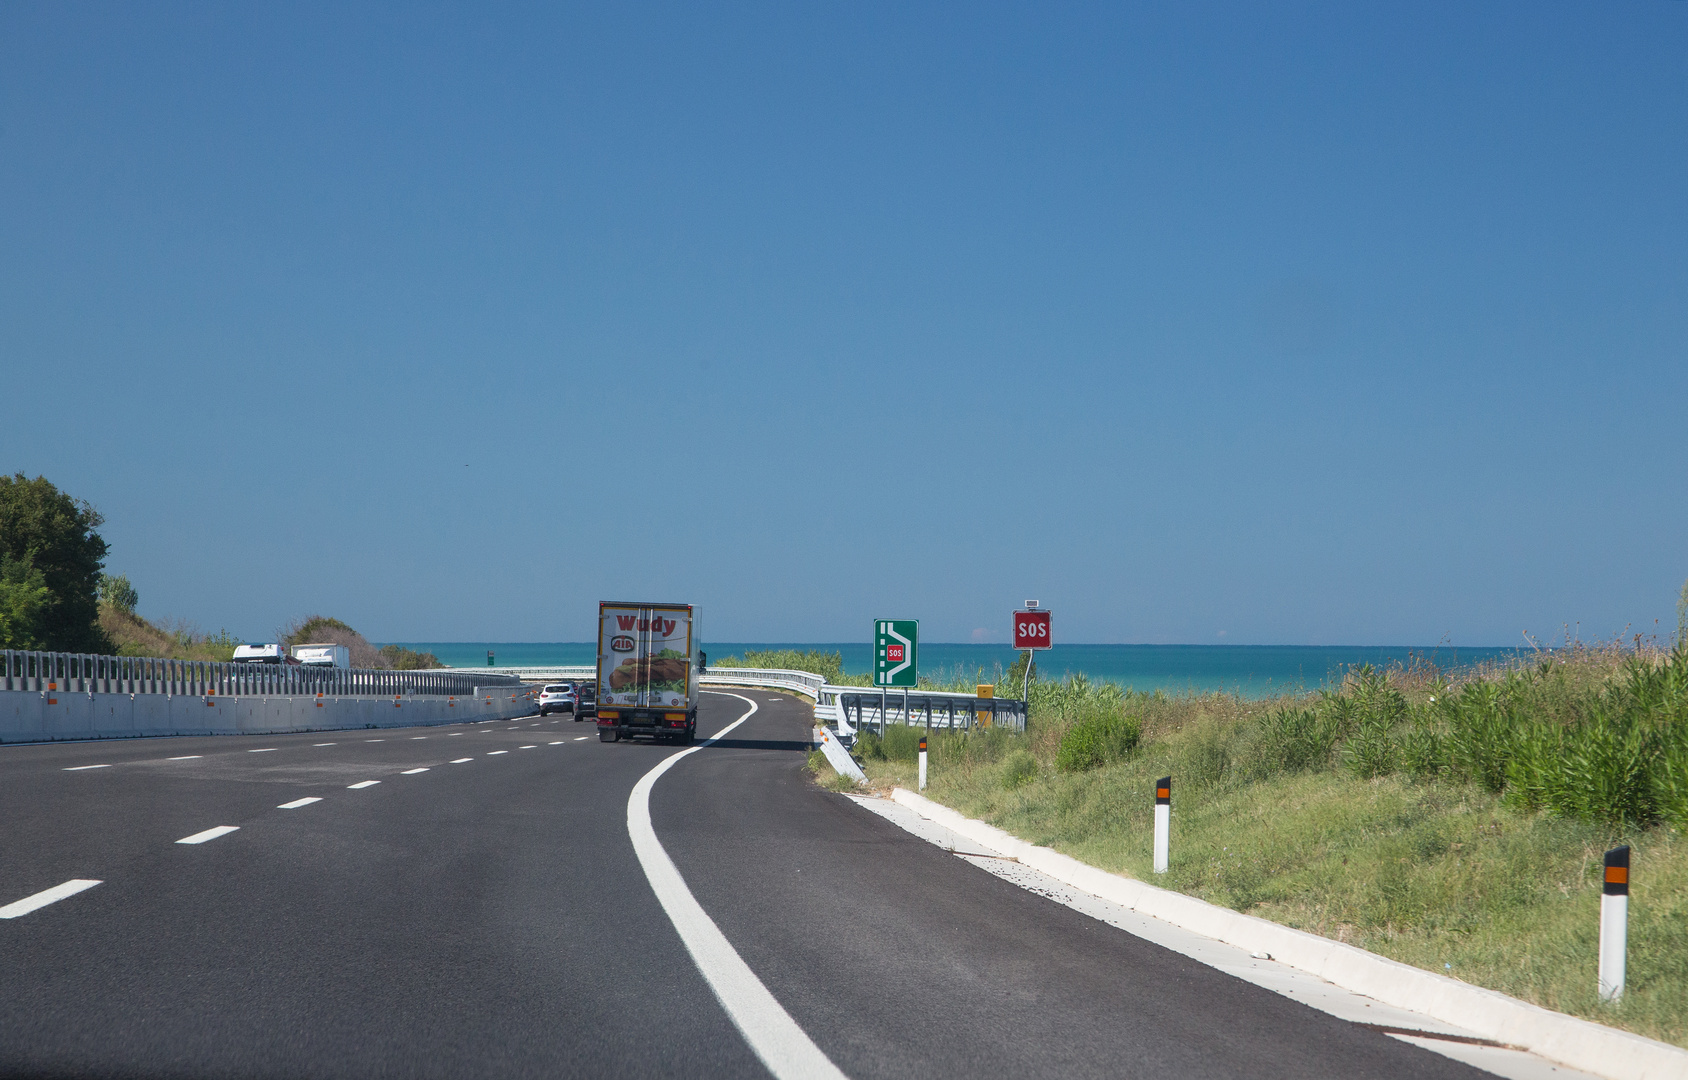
1,650,525,698
700,668,827,700
822,688,1027,735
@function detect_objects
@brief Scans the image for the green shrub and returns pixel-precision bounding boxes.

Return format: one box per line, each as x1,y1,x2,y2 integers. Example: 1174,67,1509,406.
713,649,845,684
877,724,927,763
1252,707,1336,775
380,644,444,670
1056,712,1142,773
1399,719,1448,780
1001,749,1038,789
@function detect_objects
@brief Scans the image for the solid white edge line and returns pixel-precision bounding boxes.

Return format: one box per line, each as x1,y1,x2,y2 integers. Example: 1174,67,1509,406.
176,825,239,845
277,797,322,809
628,691,848,1080
0,879,103,918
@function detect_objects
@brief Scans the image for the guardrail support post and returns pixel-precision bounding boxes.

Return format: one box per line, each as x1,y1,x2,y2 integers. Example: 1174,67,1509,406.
1153,777,1171,874
1599,845,1629,1001
918,736,928,791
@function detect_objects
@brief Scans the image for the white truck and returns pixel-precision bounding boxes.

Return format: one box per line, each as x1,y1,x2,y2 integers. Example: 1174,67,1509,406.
595,602,701,744
291,643,351,669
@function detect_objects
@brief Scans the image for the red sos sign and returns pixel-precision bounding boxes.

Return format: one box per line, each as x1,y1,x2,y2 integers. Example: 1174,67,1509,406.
1013,610,1052,650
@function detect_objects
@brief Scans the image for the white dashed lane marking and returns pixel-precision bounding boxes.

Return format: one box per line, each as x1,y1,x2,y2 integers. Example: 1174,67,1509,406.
248,748,278,753
314,743,336,747
347,780,381,789
450,758,472,764
574,737,588,741
519,745,537,750
365,739,385,743
448,733,464,736
549,741,564,745
64,764,110,771
0,879,102,919
177,826,239,845
411,736,427,740
167,755,202,760
278,797,322,809
487,751,508,756
402,768,429,774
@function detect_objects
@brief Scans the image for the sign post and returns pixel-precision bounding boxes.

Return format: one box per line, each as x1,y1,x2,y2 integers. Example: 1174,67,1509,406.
875,620,917,738
1012,602,1052,701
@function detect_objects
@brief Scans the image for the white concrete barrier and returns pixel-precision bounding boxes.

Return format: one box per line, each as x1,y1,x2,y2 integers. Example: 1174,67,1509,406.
0,685,537,742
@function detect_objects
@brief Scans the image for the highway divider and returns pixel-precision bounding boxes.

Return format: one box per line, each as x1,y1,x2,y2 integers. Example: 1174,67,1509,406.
0,649,535,743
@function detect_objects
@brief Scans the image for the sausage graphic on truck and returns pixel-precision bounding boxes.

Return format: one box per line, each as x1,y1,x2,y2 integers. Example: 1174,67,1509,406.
595,602,702,744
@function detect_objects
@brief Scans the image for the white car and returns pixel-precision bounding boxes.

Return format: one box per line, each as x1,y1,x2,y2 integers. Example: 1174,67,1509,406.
537,684,576,716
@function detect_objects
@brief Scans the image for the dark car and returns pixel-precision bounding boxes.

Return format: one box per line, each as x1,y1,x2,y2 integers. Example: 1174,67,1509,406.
574,681,596,722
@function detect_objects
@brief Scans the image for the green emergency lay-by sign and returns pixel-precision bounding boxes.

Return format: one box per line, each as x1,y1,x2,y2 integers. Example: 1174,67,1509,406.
874,620,918,688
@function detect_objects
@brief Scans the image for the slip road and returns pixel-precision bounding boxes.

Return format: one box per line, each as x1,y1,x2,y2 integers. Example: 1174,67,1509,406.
0,694,1490,1079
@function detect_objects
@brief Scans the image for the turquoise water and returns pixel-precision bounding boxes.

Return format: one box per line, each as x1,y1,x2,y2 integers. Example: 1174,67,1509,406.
386,642,1523,699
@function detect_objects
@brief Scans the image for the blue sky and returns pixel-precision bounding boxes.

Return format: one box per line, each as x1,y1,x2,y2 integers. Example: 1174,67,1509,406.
3,2,1685,646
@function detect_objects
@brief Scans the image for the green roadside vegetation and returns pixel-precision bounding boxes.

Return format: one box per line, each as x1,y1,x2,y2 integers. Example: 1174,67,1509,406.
839,639,1688,1049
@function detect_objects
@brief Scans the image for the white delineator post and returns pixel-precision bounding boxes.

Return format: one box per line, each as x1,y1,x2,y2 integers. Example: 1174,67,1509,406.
1153,776,1171,874
918,736,928,792
1599,845,1630,1002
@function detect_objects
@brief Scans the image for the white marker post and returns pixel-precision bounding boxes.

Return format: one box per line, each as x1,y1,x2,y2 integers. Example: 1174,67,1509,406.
918,736,928,791
1153,776,1171,874
1599,845,1629,1001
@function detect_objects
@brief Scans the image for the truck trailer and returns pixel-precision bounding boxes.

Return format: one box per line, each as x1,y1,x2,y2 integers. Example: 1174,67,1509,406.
595,602,700,744
291,643,351,669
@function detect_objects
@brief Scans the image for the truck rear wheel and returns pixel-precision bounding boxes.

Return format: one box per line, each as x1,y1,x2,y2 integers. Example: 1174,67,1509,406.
599,727,618,743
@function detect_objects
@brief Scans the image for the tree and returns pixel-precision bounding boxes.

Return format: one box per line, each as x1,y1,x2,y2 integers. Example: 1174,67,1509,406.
0,553,52,649
99,573,138,613
0,474,114,653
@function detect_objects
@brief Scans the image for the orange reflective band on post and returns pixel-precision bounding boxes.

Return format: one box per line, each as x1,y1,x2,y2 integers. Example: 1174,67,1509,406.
1606,866,1628,886
1156,787,1170,799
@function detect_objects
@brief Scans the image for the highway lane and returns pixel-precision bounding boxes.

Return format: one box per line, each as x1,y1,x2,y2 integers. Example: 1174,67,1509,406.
0,692,1497,1078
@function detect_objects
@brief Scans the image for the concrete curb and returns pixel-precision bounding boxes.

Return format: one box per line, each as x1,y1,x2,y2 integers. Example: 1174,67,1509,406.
889,787,1688,1080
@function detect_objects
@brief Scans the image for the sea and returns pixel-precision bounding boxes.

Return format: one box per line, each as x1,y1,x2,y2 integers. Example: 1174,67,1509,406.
383,642,1525,699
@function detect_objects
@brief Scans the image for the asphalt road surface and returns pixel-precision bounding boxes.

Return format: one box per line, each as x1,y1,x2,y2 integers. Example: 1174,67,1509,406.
0,690,1499,1079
